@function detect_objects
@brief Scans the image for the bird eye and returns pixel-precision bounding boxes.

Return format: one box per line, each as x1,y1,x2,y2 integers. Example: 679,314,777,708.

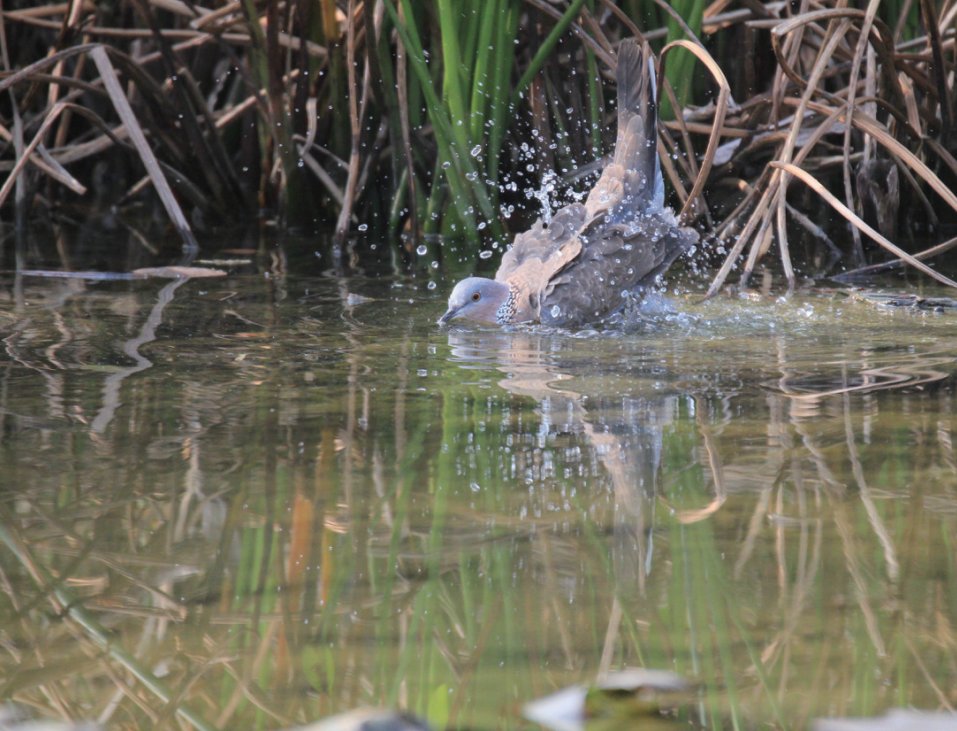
471,292,481,302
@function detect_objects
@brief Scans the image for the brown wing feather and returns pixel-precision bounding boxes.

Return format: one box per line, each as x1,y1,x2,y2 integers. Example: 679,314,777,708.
540,214,696,327
496,203,587,282
494,203,587,320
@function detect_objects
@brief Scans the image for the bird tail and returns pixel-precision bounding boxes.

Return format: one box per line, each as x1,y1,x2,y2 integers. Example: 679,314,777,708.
612,39,663,210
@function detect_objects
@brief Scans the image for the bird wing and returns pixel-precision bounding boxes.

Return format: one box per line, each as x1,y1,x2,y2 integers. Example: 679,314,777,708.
540,214,697,327
584,39,662,221
494,203,586,319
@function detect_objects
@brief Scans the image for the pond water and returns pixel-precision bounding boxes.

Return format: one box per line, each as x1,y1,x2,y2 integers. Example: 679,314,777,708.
1,229,956,730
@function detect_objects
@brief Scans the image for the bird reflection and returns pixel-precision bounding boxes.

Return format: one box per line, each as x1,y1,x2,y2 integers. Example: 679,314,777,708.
446,329,677,592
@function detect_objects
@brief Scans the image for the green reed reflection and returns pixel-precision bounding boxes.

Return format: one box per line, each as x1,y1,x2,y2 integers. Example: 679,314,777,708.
1,264,956,730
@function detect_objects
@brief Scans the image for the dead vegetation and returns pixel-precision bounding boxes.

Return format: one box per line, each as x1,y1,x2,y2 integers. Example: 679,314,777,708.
1,1,955,291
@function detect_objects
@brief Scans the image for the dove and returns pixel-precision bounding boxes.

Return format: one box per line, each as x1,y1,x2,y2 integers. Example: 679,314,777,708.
439,39,697,327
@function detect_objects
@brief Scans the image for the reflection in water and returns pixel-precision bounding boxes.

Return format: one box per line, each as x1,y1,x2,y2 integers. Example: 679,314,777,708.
447,330,676,600
92,277,187,432
1,255,956,730
768,349,954,405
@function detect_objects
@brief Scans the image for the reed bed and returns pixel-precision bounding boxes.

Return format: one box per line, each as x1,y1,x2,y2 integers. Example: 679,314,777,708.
0,1,955,290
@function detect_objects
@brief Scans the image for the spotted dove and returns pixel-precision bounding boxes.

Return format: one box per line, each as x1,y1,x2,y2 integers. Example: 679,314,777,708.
439,39,697,327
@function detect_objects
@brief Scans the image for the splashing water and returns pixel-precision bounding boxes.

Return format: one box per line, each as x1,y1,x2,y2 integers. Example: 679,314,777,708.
527,170,560,222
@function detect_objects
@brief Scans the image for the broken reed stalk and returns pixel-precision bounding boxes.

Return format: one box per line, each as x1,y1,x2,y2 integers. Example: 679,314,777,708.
0,42,197,250
772,161,957,289
90,46,198,252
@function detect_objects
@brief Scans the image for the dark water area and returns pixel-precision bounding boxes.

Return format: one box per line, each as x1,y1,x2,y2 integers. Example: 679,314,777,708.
1,226,956,730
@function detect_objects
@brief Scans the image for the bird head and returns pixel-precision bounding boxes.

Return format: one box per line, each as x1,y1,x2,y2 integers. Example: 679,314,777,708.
438,277,510,325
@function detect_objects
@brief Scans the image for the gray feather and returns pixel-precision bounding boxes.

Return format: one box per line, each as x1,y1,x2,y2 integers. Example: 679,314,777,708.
465,38,697,328
540,216,695,327
612,39,662,213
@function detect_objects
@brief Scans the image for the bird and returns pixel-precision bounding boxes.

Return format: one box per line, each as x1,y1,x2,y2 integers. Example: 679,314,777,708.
439,39,698,328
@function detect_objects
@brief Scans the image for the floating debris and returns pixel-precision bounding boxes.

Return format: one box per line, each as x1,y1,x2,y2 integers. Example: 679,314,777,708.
848,290,957,312
291,708,430,731
814,709,957,731
12,267,227,280
523,668,693,731
131,266,228,279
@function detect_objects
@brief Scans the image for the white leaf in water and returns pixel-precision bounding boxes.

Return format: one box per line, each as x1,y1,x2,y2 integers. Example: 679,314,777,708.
132,266,226,279
814,710,957,731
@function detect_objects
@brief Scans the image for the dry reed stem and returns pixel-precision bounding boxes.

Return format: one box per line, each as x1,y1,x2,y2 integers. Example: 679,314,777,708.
0,122,85,191
702,1,957,295
335,0,362,241
841,0,883,263
772,161,957,289
660,39,730,222
0,101,71,206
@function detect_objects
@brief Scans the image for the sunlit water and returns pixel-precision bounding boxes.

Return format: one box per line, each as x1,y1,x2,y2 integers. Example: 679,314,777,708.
1,231,956,730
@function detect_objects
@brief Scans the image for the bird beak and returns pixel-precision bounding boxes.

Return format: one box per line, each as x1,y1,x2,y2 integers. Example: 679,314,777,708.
437,307,459,326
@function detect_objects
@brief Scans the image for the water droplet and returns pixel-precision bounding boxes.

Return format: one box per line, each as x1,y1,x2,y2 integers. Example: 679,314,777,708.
479,250,493,260
470,145,482,158
416,244,428,256
357,223,368,231
427,281,437,290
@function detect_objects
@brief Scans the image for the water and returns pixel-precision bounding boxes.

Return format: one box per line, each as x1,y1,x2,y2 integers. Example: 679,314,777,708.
1,232,956,730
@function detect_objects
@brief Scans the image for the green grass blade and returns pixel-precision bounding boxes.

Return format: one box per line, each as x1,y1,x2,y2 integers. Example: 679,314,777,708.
385,0,501,240
468,0,499,147
488,0,519,182
436,0,470,150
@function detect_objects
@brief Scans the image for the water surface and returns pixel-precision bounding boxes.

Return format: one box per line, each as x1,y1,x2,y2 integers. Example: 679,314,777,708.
1,232,956,730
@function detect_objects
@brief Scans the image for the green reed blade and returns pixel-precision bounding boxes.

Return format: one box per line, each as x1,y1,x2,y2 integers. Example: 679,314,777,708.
436,0,469,151
468,0,499,148
661,0,706,118
385,0,495,234
488,0,519,183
